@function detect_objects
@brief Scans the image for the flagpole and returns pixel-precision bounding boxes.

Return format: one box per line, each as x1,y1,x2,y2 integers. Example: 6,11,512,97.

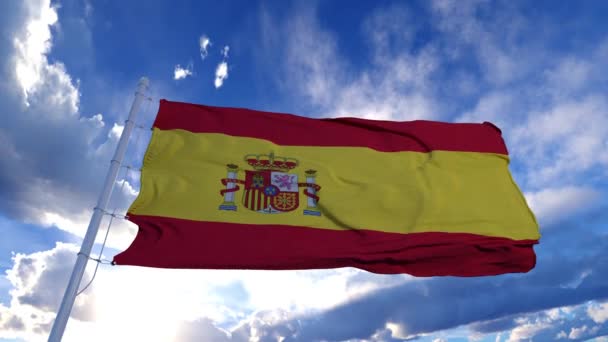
48,77,149,342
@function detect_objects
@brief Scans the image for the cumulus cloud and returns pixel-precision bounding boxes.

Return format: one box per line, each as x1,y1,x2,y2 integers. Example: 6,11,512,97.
173,63,193,80
199,34,211,60
245,225,608,341
0,243,94,341
568,325,590,339
506,320,550,342
510,95,608,187
0,243,396,341
524,186,602,225
588,302,608,324
109,122,123,140
175,318,233,342
213,44,231,88
0,0,141,245
472,306,608,341
469,316,518,335
226,310,295,342
214,61,229,88
13,0,61,106
116,179,138,198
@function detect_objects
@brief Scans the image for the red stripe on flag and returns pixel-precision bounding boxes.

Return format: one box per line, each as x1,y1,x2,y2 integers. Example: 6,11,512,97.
114,214,538,277
153,100,508,154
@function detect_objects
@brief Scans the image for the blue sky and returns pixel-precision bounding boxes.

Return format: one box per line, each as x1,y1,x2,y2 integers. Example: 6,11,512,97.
1,0,608,341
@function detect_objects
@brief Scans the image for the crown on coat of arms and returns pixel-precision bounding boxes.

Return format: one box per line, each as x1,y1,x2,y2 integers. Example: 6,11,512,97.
244,152,299,172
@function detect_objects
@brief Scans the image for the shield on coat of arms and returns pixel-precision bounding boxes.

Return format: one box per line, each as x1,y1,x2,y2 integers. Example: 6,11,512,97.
242,170,299,213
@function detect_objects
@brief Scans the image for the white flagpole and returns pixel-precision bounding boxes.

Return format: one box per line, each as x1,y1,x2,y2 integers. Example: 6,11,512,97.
48,77,149,342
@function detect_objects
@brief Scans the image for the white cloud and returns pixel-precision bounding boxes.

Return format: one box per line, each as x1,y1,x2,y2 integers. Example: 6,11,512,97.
0,0,138,242
385,321,410,340
84,113,104,128
13,2,79,114
506,320,550,342
511,95,608,187
546,308,562,321
568,325,588,339
0,243,94,341
430,0,529,86
40,210,91,236
0,242,395,341
221,45,230,58
239,268,382,312
100,218,139,251
544,58,592,95
588,302,608,324
501,305,608,342
109,122,123,139
524,186,601,225
452,36,608,192
173,63,193,80
38,209,138,251
214,61,229,88
116,179,138,198
199,34,211,60
263,4,438,120
175,318,233,342
13,0,60,105
213,44,231,88
456,73,608,202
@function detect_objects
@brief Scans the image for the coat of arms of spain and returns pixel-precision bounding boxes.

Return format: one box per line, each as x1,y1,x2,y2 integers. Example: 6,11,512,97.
218,152,321,216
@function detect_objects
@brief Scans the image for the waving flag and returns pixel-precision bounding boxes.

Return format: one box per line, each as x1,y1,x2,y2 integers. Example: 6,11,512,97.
113,100,540,276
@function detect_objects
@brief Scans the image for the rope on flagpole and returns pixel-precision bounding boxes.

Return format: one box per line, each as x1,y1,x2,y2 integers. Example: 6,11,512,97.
74,96,152,297
75,162,131,296
75,187,122,296
120,165,143,172
76,252,113,265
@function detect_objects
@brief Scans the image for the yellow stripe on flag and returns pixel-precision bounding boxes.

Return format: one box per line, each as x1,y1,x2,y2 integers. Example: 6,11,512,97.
129,128,539,241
